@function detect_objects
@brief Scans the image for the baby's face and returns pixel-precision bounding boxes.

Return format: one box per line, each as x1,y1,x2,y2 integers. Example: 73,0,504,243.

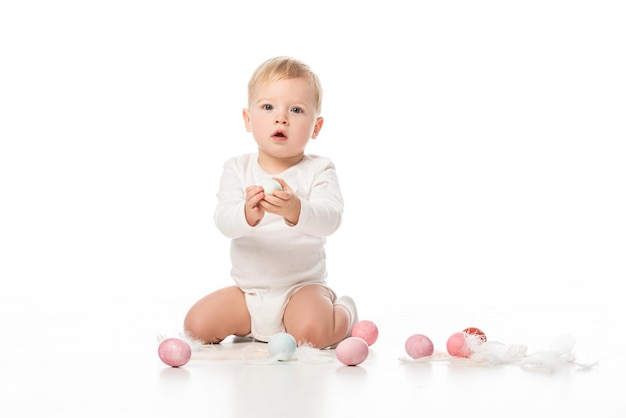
243,77,323,164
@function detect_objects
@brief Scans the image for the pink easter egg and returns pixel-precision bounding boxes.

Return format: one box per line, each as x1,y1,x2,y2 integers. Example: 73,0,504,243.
446,332,472,358
336,337,369,366
405,334,434,359
350,320,379,346
158,338,192,367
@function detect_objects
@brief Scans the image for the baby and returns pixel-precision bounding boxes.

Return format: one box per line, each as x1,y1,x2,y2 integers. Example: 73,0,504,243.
184,56,357,349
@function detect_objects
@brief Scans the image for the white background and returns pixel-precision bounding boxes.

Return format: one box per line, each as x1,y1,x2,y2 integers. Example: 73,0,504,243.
0,1,624,415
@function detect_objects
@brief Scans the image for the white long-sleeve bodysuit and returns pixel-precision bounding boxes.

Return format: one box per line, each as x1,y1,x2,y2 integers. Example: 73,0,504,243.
214,153,344,340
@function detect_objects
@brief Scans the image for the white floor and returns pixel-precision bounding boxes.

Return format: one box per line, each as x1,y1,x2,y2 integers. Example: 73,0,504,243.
0,278,621,418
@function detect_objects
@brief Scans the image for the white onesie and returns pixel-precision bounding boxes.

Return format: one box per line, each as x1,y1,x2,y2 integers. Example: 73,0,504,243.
214,153,344,341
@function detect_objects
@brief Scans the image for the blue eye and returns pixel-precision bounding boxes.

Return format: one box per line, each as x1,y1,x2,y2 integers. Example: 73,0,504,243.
291,107,302,114
263,104,273,110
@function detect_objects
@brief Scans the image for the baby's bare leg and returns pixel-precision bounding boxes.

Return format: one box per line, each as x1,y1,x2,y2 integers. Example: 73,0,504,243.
283,284,350,349
183,286,251,344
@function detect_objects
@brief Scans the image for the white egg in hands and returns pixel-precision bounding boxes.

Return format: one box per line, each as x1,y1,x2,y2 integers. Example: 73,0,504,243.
261,179,282,195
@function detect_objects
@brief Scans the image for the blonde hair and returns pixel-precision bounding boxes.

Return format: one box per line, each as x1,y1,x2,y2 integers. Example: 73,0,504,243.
247,56,323,114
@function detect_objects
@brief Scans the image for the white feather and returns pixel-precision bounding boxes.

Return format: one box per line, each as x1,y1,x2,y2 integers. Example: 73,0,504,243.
520,334,599,372
471,341,528,365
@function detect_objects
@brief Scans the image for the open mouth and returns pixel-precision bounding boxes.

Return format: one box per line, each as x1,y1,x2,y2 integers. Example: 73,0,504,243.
272,130,287,140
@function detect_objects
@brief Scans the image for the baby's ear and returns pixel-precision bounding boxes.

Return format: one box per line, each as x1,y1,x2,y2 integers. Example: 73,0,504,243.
312,116,324,138
242,108,252,132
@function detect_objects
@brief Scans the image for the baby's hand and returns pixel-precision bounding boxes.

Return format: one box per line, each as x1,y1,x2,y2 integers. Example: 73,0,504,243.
259,178,301,225
245,184,265,226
